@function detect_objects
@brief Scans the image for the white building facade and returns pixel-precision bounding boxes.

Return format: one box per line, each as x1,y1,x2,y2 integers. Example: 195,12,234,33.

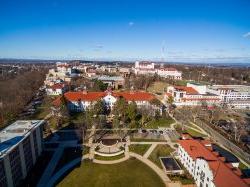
0,120,44,187
165,83,220,106
208,85,250,109
134,61,182,80
178,139,249,187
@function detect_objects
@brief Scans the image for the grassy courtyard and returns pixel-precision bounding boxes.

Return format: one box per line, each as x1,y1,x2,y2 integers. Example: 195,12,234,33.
129,144,151,155
57,158,165,187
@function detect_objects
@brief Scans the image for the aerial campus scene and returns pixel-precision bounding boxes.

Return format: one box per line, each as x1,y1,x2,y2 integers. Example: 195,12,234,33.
1,1,250,187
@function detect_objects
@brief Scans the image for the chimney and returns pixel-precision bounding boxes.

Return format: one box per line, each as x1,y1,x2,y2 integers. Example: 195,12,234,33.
82,86,87,94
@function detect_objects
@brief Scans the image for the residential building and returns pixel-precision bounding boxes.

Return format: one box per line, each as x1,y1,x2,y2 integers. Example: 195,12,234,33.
85,67,97,78
165,83,220,106
134,61,182,80
46,83,68,96
97,76,125,89
53,90,155,112
178,138,250,187
0,120,44,187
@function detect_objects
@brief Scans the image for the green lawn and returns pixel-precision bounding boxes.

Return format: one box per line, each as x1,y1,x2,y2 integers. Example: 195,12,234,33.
185,128,206,137
187,123,202,131
56,158,165,187
239,162,249,170
94,154,125,161
129,144,151,156
148,144,174,169
145,118,175,129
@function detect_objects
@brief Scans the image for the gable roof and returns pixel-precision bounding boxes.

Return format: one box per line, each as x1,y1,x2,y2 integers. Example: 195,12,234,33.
52,91,155,106
174,86,199,94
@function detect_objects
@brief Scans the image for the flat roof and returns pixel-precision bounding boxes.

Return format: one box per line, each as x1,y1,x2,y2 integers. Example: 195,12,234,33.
98,76,124,81
210,85,250,92
0,120,44,156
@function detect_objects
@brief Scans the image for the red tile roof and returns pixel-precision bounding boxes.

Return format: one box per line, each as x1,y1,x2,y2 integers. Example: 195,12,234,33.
52,91,155,106
174,86,199,94
179,139,249,187
64,91,105,102
48,83,65,90
114,91,155,101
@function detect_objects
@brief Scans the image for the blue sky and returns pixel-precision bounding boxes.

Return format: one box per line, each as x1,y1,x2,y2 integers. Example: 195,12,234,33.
0,0,250,62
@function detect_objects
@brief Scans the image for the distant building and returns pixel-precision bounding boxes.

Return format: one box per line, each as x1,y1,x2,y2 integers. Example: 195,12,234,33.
208,85,250,109
178,138,250,187
85,67,97,78
97,76,125,89
134,61,182,80
53,90,155,112
46,83,68,96
118,67,131,77
165,82,220,106
0,120,44,187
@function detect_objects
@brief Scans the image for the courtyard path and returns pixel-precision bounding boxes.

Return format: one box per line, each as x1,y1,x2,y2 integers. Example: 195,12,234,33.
129,152,171,186
143,143,158,158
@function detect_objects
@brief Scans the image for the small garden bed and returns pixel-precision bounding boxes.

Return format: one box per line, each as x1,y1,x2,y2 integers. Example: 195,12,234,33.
168,174,195,185
94,154,125,161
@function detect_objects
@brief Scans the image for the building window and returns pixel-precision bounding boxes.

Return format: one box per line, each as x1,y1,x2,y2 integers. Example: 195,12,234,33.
9,147,22,186
23,137,33,172
0,160,7,187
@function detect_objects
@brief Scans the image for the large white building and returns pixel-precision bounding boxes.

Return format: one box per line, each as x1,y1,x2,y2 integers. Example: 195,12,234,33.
134,61,182,80
53,90,156,112
178,138,250,187
0,120,44,187
165,83,220,106
208,85,250,109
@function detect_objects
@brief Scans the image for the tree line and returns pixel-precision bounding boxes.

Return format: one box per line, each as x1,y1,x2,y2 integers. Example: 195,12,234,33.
0,68,47,127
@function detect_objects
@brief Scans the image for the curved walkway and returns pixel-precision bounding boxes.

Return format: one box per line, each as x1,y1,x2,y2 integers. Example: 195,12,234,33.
93,155,130,164
129,152,171,185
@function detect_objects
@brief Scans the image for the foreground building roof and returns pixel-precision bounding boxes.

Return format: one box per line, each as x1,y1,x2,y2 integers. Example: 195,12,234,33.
179,139,250,187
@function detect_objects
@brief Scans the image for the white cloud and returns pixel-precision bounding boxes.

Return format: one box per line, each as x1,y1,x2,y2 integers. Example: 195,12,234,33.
243,32,250,38
128,22,134,27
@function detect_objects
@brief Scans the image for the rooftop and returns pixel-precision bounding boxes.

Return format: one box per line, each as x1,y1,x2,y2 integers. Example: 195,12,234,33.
174,86,199,94
179,139,250,187
0,120,44,156
98,76,124,81
210,85,250,92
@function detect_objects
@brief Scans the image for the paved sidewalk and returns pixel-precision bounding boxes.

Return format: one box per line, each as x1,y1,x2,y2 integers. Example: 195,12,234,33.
129,152,170,186
143,143,157,158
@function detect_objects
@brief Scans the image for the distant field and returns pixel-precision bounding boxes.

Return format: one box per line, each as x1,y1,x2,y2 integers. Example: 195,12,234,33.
57,158,165,187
